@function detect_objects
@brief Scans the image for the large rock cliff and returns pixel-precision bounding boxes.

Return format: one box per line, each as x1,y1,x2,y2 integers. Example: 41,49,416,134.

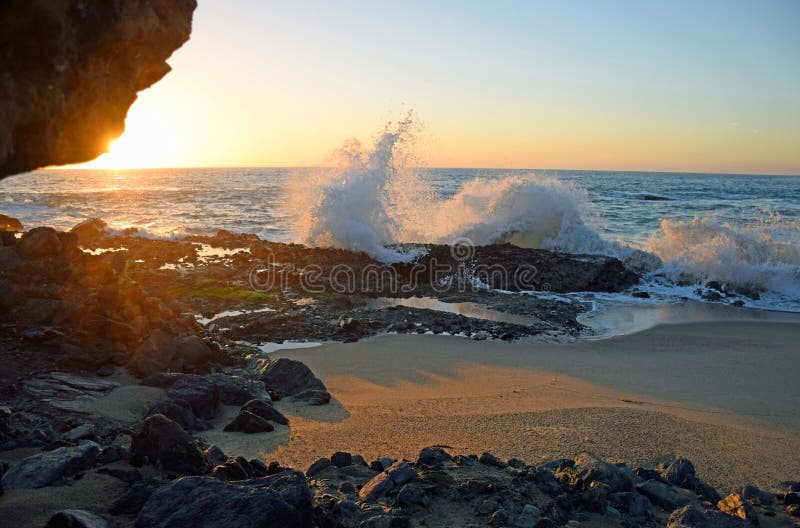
0,0,197,178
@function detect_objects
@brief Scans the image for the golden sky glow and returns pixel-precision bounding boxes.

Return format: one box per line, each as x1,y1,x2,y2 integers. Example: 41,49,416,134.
72,1,800,174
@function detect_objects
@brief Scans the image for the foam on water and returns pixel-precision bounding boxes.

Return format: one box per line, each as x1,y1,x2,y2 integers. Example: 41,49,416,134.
289,116,800,310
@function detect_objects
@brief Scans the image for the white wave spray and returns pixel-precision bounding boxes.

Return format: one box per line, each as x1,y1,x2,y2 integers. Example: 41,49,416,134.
290,116,800,304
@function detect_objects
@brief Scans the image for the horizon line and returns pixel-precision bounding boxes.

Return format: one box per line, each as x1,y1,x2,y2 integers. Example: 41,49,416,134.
41,164,800,178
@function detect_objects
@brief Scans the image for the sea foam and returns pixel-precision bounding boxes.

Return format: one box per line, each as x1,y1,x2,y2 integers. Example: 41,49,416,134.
290,116,800,305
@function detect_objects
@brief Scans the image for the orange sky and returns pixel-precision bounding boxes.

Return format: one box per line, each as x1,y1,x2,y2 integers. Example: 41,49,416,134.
76,1,800,175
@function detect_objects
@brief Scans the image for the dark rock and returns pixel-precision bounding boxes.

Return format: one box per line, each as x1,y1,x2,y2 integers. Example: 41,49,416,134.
250,458,268,477
479,451,506,468
203,445,227,468
173,335,215,371
141,372,185,388
0,214,22,232
135,470,313,528
667,504,749,528
490,509,509,526
571,452,634,492
240,399,288,425
331,451,353,468
44,509,108,528
266,461,283,475
517,504,542,528
610,491,652,520
146,400,211,432
0,0,197,178
706,281,723,291
254,358,329,401
97,445,128,465
580,481,611,512
718,493,759,526
205,373,269,405
352,455,368,467
127,330,179,378
695,481,722,504
212,459,250,482
307,457,332,477
130,414,209,474
223,410,274,433
417,446,452,468
632,290,650,298
662,457,696,487
1,441,100,488
635,479,690,510
359,461,414,501
109,479,164,516
294,388,332,405
14,227,63,259
166,374,220,420
741,484,773,505
63,424,97,443
70,219,108,244
785,492,800,505
96,467,142,484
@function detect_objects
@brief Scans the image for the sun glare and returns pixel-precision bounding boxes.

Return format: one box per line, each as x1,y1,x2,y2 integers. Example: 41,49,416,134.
73,103,179,170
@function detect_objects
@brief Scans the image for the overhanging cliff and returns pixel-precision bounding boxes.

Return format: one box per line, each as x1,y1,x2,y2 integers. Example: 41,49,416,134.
0,0,197,178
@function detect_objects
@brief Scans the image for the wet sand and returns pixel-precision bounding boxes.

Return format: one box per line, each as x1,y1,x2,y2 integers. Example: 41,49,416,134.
223,321,800,492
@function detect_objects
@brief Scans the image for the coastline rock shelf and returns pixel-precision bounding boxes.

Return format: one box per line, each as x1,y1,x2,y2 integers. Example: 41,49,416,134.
0,0,197,178
0,219,798,526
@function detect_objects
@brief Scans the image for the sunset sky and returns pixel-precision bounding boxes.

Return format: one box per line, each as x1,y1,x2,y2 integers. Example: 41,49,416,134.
80,0,800,174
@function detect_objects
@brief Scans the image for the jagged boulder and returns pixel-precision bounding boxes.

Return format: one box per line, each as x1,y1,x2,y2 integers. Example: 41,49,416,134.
1,441,100,488
166,374,220,420
130,414,209,474
135,471,313,528
254,358,330,403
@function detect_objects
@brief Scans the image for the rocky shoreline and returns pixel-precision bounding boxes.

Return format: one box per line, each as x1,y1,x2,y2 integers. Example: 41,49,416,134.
2,217,798,527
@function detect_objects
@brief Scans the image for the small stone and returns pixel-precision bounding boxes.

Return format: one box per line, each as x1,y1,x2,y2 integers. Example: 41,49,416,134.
718,493,759,526
717,493,758,526
635,479,690,510
223,411,274,434
478,498,501,514
331,451,353,468
63,424,97,443
307,457,332,477
490,509,509,526
662,457,696,487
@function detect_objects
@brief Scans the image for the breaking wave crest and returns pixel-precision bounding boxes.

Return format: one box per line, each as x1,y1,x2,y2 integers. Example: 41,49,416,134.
290,116,800,305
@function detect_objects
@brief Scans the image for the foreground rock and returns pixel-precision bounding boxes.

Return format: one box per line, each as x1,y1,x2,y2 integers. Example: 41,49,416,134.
1,441,100,488
135,470,312,528
0,0,197,177
130,414,208,474
254,358,331,404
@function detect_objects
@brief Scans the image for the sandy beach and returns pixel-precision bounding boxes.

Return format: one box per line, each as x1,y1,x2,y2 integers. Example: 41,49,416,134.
203,320,800,492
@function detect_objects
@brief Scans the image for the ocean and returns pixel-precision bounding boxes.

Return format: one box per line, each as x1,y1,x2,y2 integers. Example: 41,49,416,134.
2,165,799,313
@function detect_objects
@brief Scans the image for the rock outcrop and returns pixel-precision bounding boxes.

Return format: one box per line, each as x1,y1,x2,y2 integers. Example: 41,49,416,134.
0,0,197,178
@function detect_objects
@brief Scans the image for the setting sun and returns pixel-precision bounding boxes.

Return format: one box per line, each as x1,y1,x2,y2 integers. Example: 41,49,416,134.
79,103,180,169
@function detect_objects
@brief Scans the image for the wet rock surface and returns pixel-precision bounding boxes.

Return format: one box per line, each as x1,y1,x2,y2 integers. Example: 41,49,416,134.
8,223,795,527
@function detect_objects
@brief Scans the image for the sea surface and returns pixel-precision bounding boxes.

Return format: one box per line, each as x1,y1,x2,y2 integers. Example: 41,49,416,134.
2,166,799,313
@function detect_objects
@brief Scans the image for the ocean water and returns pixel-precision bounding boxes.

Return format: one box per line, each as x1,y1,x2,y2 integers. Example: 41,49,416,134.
1,118,799,315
